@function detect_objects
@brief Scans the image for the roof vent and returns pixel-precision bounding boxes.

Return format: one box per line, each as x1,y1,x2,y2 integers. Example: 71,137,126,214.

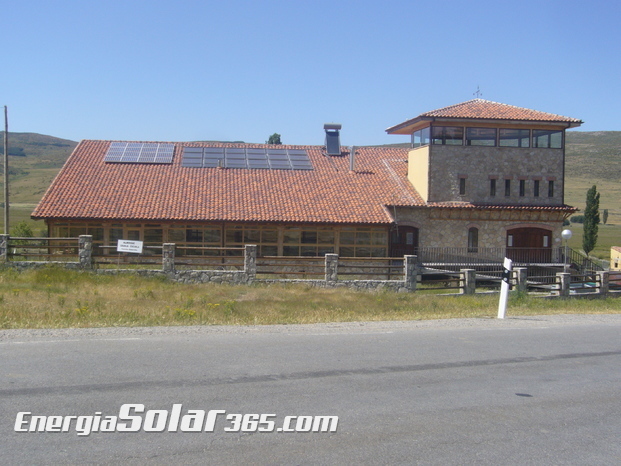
324,123,342,156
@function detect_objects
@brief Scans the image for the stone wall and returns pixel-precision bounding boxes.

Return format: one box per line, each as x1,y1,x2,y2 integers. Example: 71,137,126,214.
423,145,565,205
394,206,565,250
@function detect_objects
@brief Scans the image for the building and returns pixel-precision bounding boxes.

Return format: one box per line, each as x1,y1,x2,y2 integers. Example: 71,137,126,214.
611,247,621,271
32,99,582,262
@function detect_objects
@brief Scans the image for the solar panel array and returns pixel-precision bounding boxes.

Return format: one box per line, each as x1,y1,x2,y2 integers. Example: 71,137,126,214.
104,142,175,164
181,147,313,170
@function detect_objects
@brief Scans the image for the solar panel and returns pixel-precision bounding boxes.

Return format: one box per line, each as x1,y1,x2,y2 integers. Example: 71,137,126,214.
325,131,341,155
104,142,175,164
180,147,313,171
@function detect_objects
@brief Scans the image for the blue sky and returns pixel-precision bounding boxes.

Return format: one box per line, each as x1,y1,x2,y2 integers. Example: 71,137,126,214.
2,0,619,146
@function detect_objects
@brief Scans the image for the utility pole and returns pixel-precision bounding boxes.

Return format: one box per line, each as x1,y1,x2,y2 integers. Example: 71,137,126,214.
3,105,8,234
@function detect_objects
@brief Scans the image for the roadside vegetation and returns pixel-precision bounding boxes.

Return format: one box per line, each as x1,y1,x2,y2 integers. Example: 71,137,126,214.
1,267,620,329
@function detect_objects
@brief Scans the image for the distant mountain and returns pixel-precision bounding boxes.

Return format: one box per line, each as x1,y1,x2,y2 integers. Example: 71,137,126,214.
0,132,77,170
565,131,621,182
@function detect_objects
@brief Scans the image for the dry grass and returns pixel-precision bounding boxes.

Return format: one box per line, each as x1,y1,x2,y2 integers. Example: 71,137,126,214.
1,266,620,329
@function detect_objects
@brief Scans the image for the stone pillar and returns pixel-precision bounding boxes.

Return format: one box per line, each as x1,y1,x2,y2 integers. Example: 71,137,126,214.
244,245,257,282
0,234,8,262
78,235,93,269
514,267,528,293
597,271,609,295
325,254,338,283
556,272,570,297
404,255,418,291
461,269,476,295
162,243,176,273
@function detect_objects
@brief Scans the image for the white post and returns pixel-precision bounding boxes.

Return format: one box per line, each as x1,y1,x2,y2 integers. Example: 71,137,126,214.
498,257,512,319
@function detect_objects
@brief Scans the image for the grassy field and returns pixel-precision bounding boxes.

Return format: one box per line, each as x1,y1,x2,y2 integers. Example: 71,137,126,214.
565,222,620,262
1,267,620,329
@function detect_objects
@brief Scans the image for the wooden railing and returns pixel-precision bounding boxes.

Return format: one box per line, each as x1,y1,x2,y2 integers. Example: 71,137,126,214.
5,237,80,262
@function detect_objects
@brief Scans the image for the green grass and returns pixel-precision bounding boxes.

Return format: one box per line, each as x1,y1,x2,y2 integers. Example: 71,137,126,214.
566,222,621,261
0,267,619,329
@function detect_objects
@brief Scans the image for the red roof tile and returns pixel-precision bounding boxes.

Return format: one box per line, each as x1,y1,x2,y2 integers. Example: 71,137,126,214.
387,99,583,134
32,141,425,225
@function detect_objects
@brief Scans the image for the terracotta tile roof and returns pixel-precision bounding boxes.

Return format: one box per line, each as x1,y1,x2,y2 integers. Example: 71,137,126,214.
387,99,583,134
32,141,425,225
425,201,577,213
612,246,621,253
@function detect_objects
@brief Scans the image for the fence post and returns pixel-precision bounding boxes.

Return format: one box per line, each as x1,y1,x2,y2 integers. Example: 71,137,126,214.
461,269,476,295
556,272,570,297
162,243,176,273
325,254,338,283
244,245,257,283
404,255,418,291
597,271,609,296
78,235,93,269
514,267,528,293
0,234,7,262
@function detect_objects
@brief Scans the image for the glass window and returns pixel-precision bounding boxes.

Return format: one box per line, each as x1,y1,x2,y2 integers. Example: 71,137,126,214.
490,179,496,197
459,177,466,195
548,180,554,197
468,227,478,253
283,228,301,244
204,229,221,243
505,179,511,197
519,180,526,197
262,230,278,243
144,228,163,244
533,130,563,148
534,180,540,197
301,231,318,244
168,229,185,243
431,126,463,145
499,129,530,147
69,225,87,237
186,229,203,242
110,227,123,243
243,229,260,243
412,127,431,147
466,128,497,146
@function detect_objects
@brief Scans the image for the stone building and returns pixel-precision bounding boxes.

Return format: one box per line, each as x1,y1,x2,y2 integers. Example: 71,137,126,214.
32,99,581,262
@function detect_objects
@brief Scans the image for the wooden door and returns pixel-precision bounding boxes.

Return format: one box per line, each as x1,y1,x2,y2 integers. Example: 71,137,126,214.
390,226,419,257
507,227,552,263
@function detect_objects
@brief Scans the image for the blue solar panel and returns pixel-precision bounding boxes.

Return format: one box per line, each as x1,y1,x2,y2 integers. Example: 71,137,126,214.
104,142,175,164
181,147,313,171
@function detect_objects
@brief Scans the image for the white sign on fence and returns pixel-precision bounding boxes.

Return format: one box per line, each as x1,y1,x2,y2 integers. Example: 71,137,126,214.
117,240,143,254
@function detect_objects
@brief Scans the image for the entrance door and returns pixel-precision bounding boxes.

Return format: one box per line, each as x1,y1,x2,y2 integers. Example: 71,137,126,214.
390,226,419,257
506,227,552,263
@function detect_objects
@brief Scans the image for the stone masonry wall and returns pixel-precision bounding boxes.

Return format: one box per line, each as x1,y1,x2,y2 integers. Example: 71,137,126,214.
395,207,565,250
425,145,564,205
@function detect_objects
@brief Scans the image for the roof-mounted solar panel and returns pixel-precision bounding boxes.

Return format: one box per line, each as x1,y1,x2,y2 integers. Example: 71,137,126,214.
180,146,313,171
324,123,342,156
105,142,175,164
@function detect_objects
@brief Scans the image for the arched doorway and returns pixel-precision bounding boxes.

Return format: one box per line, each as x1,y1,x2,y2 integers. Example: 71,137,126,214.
390,226,419,257
506,227,552,263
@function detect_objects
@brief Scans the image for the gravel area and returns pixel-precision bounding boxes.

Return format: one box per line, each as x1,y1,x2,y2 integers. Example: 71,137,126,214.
1,313,621,342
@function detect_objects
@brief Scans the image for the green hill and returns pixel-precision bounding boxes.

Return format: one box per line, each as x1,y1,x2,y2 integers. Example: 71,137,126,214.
565,131,621,226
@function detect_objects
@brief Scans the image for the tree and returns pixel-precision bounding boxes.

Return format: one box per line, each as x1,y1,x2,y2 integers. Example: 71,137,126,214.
602,209,609,225
266,133,282,145
11,220,33,238
10,220,34,246
582,185,600,256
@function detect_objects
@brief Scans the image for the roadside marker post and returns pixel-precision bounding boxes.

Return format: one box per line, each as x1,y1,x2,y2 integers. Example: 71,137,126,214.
498,257,512,319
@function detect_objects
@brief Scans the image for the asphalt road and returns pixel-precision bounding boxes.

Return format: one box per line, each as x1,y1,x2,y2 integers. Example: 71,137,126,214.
2,314,621,465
